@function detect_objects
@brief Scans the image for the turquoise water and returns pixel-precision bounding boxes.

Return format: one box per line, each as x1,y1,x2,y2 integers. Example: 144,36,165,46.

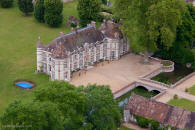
16,82,33,88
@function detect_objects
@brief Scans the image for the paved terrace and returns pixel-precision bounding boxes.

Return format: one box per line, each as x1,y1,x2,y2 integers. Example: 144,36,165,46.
70,53,162,93
156,74,195,103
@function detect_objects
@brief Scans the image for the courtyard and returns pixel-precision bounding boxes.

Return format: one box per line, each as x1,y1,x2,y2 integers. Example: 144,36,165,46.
71,53,162,93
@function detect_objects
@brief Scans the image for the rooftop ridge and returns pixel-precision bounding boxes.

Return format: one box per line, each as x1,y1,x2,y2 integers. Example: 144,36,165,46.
56,25,94,40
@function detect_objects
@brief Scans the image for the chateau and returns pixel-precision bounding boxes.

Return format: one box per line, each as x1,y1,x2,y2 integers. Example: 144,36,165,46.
36,20,130,81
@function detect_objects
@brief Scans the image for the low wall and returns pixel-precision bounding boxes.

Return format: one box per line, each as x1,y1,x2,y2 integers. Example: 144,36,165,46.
171,72,195,88
114,81,166,99
139,54,175,88
114,82,136,99
151,90,167,100
140,54,174,79
135,81,166,92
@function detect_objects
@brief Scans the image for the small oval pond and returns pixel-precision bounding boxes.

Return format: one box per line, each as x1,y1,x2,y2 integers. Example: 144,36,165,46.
14,80,35,89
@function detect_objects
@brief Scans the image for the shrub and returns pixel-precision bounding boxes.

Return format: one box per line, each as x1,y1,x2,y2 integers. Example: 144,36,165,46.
17,0,34,16
34,0,45,22
173,94,178,99
44,0,63,27
0,0,13,8
77,0,101,27
102,0,107,5
135,115,150,128
151,120,159,130
152,76,171,85
185,88,189,92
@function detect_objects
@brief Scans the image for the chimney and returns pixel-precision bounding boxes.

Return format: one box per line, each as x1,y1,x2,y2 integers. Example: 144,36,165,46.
60,32,64,37
91,21,96,28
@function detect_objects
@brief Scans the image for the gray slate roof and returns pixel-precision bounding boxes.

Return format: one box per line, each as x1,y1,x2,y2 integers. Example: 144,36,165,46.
37,21,123,59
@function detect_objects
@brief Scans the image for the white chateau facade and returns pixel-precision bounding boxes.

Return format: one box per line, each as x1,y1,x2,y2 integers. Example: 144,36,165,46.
36,20,130,81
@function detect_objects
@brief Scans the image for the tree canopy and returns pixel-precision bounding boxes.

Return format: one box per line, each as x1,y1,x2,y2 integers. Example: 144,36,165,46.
17,0,34,15
34,0,45,22
1,82,121,130
0,0,13,8
44,0,63,27
114,0,186,61
77,0,101,27
79,84,121,130
34,82,89,129
0,101,64,130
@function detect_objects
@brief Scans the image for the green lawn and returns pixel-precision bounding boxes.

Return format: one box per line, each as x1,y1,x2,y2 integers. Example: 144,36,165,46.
168,98,195,112
189,85,195,95
0,1,78,114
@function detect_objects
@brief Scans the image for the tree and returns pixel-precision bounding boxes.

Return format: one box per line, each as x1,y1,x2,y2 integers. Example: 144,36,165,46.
155,4,195,67
44,0,63,27
187,3,195,22
1,82,121,129
34,0,45,22
114,0,185,62
17,0,34,16
77,0,101,27
0,0,13,8
102,0,107,5
34,82,121,129
186,3,195,47
34,81,91,129
80,84,121,130
0,101,64,130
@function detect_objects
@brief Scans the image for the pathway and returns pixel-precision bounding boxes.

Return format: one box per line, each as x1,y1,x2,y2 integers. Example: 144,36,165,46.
122,123,149,130
136,74,195,103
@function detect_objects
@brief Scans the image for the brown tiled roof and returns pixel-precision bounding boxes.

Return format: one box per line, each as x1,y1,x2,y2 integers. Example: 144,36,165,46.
125,94,195,130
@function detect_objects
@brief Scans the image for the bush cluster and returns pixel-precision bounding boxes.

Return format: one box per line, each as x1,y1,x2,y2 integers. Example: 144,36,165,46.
17,0,34,16
134,115,159,129
34,0,63,27
0,0,13,8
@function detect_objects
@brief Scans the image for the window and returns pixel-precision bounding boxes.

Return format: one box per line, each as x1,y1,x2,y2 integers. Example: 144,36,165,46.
49,65,51,71
103,50,107,58
80,53,83,59
64,72,68,79
96,45,100,61
42,56,46,61
74,62,77,69
103,43,107,49
52,63,55,69
80,60,83,68
49,57,51,61
74,54,77,60
103,43,107,58
91,47,94,52
112,51,115,59
123,43,127,52
64,62,67,68
85,58,88,66
91,55,94,63
43,64,47,72
52,72,55,79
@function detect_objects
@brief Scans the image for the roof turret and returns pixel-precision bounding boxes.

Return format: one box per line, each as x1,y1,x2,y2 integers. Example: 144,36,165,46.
37,36,44,48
